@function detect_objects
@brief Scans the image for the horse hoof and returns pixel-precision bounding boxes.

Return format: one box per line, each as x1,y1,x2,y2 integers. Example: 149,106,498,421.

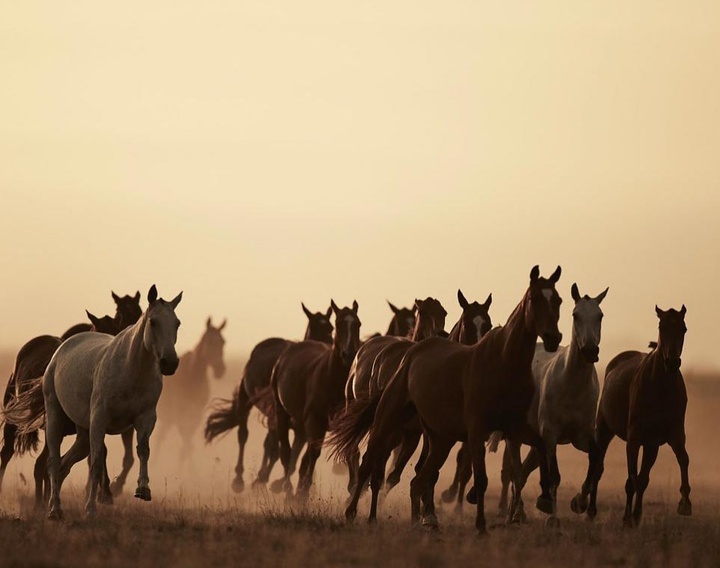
134,486,152,501
232,477,245,493
536,495,554,515
545,516,561,529
441,488,456,503
466,487,477,505
421,514,440,530
97,491,114,506
109,480,124,498
345,507,357,522
622,516,637,529
47,508,64,521
571,494,588,514
677,500,692,516
269,479,286,494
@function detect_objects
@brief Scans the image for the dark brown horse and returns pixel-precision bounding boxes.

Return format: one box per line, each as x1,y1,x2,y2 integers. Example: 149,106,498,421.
0,292,143,505
335,266,562,532
155,317,227,466
272,300,361,499
204,303,333,492
571,305,690,526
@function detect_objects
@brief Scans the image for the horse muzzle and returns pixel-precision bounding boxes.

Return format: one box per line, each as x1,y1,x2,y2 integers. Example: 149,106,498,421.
580,345,600,363
159,356,180,376
541,332,562,353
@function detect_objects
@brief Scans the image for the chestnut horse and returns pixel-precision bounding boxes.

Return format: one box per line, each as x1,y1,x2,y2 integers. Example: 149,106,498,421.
272,300,361,500
339,266,562,532
571,305,690,527
204,303,333,492
0,292,142,505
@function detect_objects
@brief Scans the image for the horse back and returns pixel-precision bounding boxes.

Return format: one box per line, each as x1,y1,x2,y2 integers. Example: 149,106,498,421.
274,341,332,422
371,339,414,397
243,337,292,397
350,336,400,400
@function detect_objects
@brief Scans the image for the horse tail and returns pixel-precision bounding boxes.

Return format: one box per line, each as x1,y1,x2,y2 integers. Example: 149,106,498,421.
326,396,380,465
205,385,242,443
3,377,44,455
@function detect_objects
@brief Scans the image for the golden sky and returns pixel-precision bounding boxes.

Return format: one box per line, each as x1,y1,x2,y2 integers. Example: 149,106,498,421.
1,2,719,368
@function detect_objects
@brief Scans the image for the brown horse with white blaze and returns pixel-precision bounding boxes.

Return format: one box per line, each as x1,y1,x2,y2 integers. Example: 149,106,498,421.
341,266,562,532
272,300,361,499
572,305,691,527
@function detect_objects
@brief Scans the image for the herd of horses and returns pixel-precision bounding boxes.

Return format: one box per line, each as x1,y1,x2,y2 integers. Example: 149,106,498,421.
0,266,691,535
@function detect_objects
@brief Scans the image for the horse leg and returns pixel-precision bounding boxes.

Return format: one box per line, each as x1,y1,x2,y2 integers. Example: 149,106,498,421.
623,439,640,528
295,416,326,500
385,427,421,492
133,410,157,502
540,434,560,524
33,444,49,511
410,432,453,529
0,422,17,493
495,442,512,515
455,443,473,510
669,438,692,516
45,386,66,521
86,417,108,517
110,429,135,496
254,429,280,486
468,431,489,535
270,403,295,495
441,444,463,504
572,418,613,519
631,444,658,525
233,384,252,492
505,439,528,524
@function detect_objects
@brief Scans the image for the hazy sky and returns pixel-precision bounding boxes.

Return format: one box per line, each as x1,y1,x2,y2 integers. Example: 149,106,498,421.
1,2,719,368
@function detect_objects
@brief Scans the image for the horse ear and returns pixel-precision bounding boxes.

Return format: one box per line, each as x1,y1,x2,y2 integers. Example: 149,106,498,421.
325,306,332,318
352,300,359,314
169,291,183,309
414,298,423,311
530,265,540,283
387,300,399,314
148,285,158,305
680,304,687,317
206,316,212,329
218,319,227,331
134,291,141,301
112,291,121,304
595,287,609,304
330,299,340,315
457,289,469,310
655,305,663,318
301,302,312,319
571,283,581,302
549,265,562,283
484,293,493,308
86,310,100,326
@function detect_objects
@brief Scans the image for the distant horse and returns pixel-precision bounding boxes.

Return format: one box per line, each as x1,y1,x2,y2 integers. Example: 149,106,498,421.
154,317,227,466
336,266,562,531
204,303,333,492
271,300,361,500
36,285,181,519
0,292,143,504
571,305,690,527
492,283,608,524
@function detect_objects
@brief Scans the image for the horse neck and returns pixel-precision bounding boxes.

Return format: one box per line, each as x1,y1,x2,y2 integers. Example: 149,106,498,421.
447,319,462,343
385,318,400,336
499,291,537,368
188,335,210,380
125,316,157,379
565,328,595,382
410,318,433,341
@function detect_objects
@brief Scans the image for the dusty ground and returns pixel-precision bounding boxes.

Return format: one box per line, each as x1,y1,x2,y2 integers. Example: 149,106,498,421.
0,354,718,567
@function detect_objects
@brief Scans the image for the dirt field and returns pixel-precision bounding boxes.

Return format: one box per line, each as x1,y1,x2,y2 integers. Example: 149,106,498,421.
0,354,718,567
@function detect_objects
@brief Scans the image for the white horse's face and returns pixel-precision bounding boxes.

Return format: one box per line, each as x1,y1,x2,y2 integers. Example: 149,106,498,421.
571,284,609,363
143,291,183,375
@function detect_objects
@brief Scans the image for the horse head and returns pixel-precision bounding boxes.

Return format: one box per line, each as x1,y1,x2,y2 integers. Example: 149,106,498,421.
655,305,687,372
413,297,447,340
570,283,609,363
86,310,119,335
143,285,183,376
302,303,334,343
456,290,493,344
527,265,563,352
202,317,227,379
330,299,361,365
386,301,416,337
112,290,143,330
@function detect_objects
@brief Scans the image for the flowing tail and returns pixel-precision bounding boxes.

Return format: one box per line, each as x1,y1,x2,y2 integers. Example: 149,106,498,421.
3,377,44,455
205,385,242,443
326,397,380,465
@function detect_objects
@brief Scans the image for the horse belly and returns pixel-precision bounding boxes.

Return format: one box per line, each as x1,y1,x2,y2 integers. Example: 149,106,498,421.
410,373,465,439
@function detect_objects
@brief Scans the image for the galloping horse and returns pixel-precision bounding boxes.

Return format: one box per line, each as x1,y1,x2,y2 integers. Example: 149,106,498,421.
0,292,143,504
272,300,361,500
494,283,608,523
204,303,333,492
42,285,181,519
572,305,691,527
338,266,562,531
154,317,227,466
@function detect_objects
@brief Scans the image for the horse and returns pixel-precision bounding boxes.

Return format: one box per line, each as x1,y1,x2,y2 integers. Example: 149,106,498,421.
38,285,181,519
337,298,444,491
336,266,562,532
60,291,142,341
491,283,608,524
154,317,227,466
0,293,143,504
271,300,361,500
204,303,333,492
571,305,690,527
